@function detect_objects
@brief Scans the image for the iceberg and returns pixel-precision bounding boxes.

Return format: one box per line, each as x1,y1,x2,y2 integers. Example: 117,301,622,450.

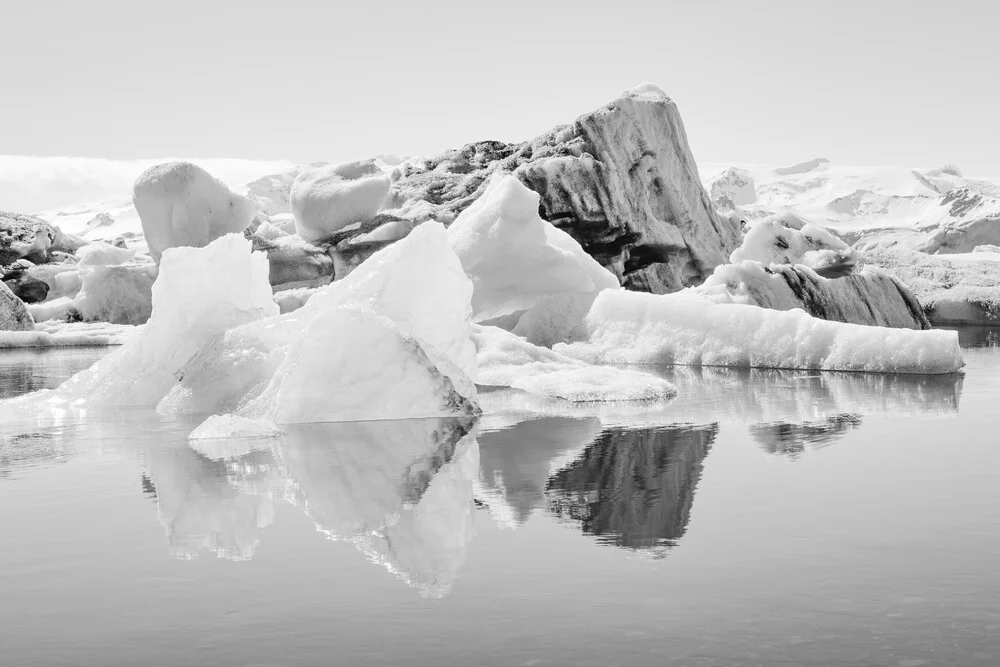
290,160,390,242
474,324,675,403
555,289,963,374
729,214,858,276
240,307,477,423
25,233,277,407
447,174,618,345
160,222,479,422
133,162,259,263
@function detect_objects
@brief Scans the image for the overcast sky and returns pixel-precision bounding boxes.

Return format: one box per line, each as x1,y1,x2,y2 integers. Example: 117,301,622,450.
2,0,998,205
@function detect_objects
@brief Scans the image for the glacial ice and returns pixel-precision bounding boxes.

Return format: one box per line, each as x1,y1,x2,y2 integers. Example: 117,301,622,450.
447,174,618,345
159,222,479,422
75,241,137,266
240,307,477,423
133,162,259,263
474,324,675,402
555,289,964,374
290,160,390,242
188,414,283,440
74,262,158,325
730,214,857,276
41,234,277,406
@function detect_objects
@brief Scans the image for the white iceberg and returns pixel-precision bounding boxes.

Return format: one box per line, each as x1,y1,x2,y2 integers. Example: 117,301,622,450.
133,162,259,263
555,289,963,374
240,307,477,423
730,214,857,276
290,160,390,242
160,222,479,422
474,324,675,402
447,174,618,346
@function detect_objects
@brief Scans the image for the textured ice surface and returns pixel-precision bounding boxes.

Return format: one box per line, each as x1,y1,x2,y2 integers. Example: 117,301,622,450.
159,223,479,422
864,246,1000,324
474,324,675,402
448,175,618,346
188,414,283,440
0,321,135,348
731,214,857,275
26,234,276,406
133,162,259,263
291,160,390,242
75,241,137,266
555,290,963,374
241,307,477,423
74,262,158,325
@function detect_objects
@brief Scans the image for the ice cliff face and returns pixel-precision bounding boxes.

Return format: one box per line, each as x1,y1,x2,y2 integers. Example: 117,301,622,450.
385,84,741,294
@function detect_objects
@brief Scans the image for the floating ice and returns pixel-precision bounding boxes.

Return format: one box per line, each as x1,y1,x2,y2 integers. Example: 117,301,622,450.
474,324,675,402
291,160,390,242
188,414,283,440
74,262,158,325
133,162,259,263
46,233,277,406
555,290,963,374
448,175,618,346
731,214,857,276
240,307,477,423
75,241,136,266
159,222,479,422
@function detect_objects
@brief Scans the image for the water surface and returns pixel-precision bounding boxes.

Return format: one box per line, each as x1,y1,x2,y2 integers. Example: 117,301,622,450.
1,339,998,666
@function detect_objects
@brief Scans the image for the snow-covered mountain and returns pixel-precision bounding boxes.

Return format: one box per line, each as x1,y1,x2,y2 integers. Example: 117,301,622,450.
702,159,1000,253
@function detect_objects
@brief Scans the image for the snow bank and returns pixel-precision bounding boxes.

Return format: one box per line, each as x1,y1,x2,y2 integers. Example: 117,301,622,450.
730,214,857,275
133,162,259,263
474,324,675,402
291,160,390,242
555,290,963,374
447,175,618,345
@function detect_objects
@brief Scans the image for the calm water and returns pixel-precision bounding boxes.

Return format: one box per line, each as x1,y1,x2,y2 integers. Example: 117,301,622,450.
1,335,999,666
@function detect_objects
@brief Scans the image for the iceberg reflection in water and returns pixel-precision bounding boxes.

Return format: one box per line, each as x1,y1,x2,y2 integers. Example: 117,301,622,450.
0,351,968,598
150,416,480,597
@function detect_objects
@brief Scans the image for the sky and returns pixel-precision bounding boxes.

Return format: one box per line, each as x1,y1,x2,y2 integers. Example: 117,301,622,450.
1,0,998,210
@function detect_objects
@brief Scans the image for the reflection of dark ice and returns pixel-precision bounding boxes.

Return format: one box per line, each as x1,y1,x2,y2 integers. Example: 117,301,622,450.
750,414,864,458
147,416,480,597
477,418,717,555
545,424,716,554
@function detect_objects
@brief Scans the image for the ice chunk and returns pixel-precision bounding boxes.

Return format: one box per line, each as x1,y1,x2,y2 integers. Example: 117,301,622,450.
46,234,277,406
133,162,259,263
0,281,34,331
241,307,477,423
189,414,283,440
474,324,675,402
303,221,478,392
698,260,930,329
555,290,963,374
291,160,390,242
731,214,857,276
74,263,158,325
159,222,478,420
75,241,136,266
447,175,618,346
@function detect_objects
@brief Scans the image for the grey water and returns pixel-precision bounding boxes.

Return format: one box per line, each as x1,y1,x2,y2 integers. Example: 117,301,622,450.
1,336,999,666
